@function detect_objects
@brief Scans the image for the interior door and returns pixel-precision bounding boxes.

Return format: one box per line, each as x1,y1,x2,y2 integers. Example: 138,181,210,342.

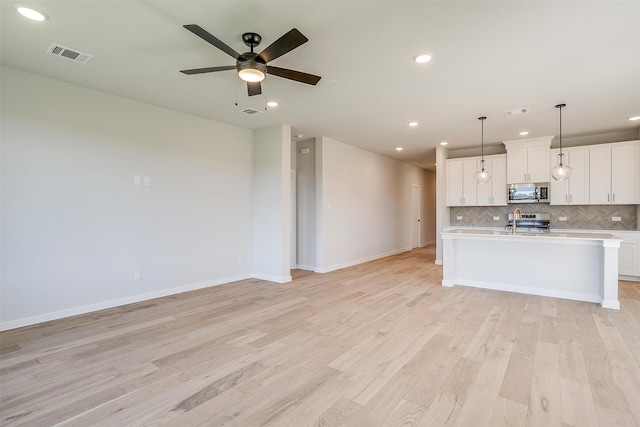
410,185,421,249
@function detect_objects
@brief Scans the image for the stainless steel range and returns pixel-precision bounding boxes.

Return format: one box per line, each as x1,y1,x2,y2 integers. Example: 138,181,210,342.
505,212,550,233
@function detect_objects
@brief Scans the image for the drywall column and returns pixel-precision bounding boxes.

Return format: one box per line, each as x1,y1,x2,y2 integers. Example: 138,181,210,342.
435,144,449,264
296,139,316,270
252,124,292,283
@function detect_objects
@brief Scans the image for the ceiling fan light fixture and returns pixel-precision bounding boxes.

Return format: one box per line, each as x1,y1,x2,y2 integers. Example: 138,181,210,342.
238,67,265,83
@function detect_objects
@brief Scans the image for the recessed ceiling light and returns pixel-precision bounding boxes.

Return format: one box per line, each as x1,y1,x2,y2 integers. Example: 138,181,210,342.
629,116,640,121
413,54,432,64
440,141,448,146
519,131,529,136
408,121,418,127
16,6,48,21
396,147,403,151
266,101,278,107
295,134,304,138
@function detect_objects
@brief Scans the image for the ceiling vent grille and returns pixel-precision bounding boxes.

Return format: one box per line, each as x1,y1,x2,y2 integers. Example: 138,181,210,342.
46,43,93,64
241,108,263,115
505,107,529,116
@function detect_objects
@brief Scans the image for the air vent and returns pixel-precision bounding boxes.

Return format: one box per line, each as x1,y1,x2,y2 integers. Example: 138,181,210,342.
46,43,93,64
241,108,263,115
505,107,529,116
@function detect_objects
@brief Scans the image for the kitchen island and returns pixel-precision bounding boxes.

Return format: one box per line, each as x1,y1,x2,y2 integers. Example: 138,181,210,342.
441,229,622,309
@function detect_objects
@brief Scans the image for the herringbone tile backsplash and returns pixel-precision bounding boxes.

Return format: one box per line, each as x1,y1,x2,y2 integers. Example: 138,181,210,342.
449,205,638,230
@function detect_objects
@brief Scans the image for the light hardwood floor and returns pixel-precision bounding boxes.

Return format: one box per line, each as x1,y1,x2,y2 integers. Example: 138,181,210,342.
1,245,640,426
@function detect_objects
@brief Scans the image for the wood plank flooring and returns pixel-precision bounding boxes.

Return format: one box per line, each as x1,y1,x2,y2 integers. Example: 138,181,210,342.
1,245,639,426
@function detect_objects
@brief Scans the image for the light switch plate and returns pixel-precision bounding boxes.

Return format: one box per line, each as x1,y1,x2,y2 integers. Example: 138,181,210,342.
612,216,622,222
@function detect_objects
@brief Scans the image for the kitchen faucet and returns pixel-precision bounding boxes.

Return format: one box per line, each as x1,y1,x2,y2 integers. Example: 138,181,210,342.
512,208,522,235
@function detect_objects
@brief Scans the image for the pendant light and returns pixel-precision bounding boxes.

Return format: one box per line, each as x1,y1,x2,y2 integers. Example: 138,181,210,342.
474,116,491,183
551,103,572,181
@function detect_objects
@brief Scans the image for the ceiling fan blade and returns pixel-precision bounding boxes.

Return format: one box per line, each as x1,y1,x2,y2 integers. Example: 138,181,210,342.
258,28,308,63
247,82,262,96
180,65,237,75
184,24,244,60
267,66,321,85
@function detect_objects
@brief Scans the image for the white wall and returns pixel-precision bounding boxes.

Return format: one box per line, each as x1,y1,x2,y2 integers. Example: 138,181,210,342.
251,125,292,283
315,136,428,272
423,169,437,245
0,67,254,329
296,139,317,270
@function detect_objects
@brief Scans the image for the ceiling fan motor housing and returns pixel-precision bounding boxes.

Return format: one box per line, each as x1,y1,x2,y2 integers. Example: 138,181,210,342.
237,52,266,74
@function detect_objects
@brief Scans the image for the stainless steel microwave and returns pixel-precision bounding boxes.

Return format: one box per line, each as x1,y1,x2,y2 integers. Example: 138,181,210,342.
507,182,549,204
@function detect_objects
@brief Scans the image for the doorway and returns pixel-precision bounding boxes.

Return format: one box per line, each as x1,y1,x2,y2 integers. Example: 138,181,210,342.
410,185,421,249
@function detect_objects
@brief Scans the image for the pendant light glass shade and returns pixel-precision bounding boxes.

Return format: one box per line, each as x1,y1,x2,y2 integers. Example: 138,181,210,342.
475,116,491,183
551,103,572,181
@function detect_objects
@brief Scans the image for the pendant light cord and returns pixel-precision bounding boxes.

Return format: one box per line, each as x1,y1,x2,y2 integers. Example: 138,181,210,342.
556,103,566,156
478,116,487,168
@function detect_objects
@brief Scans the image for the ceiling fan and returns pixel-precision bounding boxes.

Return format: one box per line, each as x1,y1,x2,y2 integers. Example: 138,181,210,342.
180,25,321,96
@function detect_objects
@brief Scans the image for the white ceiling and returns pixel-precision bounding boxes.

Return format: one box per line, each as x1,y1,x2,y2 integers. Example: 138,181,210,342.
2,1,639,169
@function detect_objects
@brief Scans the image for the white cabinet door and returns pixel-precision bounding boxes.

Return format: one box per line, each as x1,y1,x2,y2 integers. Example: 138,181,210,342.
446,158,479,206
461,158,478,205
568,148,590,204
589,146,611,204
475,156,506,206
446,159,464,206
527,145,551,183
490,155,508,205
611,144,635,204
550,149,568,204
589,143,636,204
506,147,528,183
612,231,639,277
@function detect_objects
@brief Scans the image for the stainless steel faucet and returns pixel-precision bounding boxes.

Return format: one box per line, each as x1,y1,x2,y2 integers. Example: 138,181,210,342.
512,208,522,234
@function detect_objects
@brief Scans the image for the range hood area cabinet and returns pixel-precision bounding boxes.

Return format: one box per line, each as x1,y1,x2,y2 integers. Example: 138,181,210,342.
504,136,552,184
549,147,590,205
446,154,507,207
589,141,639,205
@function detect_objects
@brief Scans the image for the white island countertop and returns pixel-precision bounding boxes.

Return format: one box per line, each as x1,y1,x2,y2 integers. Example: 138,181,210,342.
441,229,622,309
444,228,622,241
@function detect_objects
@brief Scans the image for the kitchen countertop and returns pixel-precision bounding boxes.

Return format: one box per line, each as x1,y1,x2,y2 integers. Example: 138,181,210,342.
443,228,623,242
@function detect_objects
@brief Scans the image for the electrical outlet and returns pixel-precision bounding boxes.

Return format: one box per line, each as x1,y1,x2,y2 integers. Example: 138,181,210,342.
143,176,151,186
133,176,141,186
237,256,243,264
134,270,142,281
456,215,463,220
559,216,568,222
493,216,500,221
612,216,622,222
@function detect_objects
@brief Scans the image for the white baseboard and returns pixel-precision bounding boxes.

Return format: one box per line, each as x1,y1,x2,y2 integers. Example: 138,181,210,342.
252,273,292,283
0,273,252,332
435,259,443,265
295,264,315,271
315,248,410,273
421,240,436,247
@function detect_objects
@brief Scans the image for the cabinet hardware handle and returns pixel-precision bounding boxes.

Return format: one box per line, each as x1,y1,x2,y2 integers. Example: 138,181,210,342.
613,193,615,203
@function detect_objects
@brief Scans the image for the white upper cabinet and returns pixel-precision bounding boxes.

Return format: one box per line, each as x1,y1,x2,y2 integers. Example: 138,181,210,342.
589,141,638,204
446,158,477,206
549,147,590,205
504,136,552,184
447,155,507,207
476,155,507,206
